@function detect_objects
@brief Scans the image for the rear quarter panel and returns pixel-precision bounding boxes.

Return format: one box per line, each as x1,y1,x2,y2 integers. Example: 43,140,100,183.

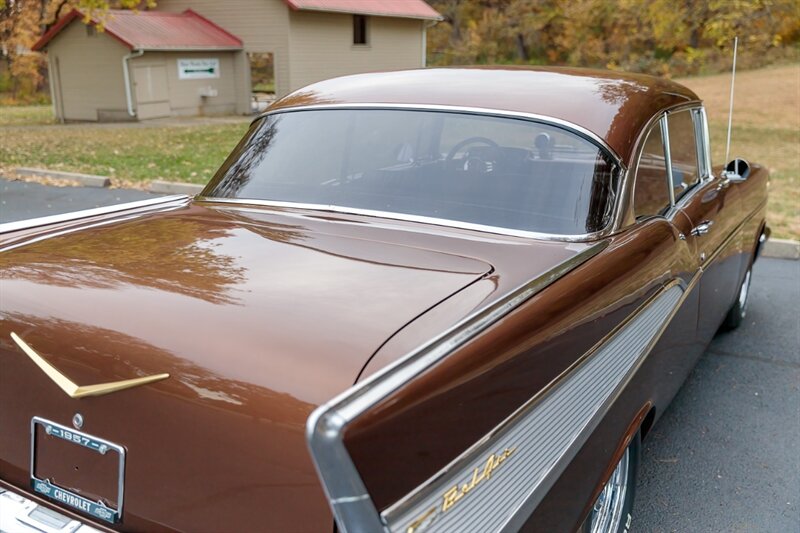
344,218,703,530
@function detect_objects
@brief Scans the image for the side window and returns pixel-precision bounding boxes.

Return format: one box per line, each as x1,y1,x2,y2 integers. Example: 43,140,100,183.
634,122,671,218
666,110,700,200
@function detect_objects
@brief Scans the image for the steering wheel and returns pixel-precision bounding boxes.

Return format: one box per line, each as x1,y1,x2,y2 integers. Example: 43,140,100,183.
445,136,500,162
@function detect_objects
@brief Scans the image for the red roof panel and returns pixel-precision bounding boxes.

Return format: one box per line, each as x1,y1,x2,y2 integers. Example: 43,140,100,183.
286,0,442,20
34,9,243,52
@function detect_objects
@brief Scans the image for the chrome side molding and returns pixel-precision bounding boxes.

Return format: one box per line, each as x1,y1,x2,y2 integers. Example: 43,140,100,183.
382,284,684,533
305,241,610,533
0,195,190,235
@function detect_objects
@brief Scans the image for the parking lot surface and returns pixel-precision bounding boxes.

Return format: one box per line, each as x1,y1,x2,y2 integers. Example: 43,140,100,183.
635,257,799,532
0,178,160,223
1,178,798,532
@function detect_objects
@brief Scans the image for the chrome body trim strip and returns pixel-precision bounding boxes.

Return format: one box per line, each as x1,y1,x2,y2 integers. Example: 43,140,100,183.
381,283,685,533
0,195,189,235
197,197,611,242
305,241,609,533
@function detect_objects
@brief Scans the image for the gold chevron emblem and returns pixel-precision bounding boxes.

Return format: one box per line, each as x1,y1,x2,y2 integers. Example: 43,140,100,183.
11,332,169,399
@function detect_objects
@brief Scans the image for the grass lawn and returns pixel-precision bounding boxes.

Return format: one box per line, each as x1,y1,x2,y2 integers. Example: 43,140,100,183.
0,116,249,186
0,105,57,126
678,63,799,240
1,63,797,238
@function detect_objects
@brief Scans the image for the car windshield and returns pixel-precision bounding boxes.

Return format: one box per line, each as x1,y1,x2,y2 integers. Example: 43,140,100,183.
203,109,621,235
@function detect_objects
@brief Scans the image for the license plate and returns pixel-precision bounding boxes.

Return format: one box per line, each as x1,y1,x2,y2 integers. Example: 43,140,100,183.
30,417,125,524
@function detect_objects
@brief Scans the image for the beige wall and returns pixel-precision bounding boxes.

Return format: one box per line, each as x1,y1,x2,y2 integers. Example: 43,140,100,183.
131,52,239,117
155,1,427,99
45,22,129,121
156,0,290,99
287,12,424,91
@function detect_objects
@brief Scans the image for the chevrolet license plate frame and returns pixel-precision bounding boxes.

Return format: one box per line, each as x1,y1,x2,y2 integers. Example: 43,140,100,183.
30,416,125,524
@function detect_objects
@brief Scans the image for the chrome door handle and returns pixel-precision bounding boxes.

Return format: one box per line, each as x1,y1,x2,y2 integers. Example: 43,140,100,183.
691,220,714,236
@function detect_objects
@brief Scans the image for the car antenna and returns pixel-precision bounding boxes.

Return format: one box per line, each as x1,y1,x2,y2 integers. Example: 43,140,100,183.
724,36,739,168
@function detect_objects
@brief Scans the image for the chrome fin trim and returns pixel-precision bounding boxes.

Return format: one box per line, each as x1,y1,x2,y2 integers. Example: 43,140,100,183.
382,284,684,533
305,241,609,533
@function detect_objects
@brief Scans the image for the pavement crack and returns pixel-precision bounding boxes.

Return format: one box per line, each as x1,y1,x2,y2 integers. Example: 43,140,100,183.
706,348,800,369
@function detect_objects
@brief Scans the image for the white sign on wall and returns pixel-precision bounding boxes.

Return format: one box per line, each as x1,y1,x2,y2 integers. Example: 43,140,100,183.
178,58,220,80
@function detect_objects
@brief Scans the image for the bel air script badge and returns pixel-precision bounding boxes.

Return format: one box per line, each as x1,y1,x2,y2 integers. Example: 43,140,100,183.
406,446,516,533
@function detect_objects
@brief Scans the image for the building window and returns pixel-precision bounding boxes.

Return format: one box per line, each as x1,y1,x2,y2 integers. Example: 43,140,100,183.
353,15,368,45
86,25,97,37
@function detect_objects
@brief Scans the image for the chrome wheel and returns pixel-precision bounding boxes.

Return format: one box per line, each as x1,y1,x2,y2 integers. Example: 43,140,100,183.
587,447,631,533
737,269,752,317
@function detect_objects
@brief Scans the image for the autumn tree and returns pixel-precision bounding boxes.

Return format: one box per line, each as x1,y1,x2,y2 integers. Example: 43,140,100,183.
427,0,800,76
0,0,152,101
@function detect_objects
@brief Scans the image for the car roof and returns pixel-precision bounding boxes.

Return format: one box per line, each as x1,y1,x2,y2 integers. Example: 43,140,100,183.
269,66,700,164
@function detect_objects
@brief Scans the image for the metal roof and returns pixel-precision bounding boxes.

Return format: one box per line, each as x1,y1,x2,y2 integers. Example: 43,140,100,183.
269,67,701,164
285,0,442,20
33,9,243,52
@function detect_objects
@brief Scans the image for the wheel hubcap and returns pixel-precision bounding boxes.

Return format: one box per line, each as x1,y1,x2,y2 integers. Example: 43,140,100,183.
587,447,630,533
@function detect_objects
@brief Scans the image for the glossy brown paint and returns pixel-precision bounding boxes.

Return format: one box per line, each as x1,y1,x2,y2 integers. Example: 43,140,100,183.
344,194,765,532
0,68,768,532
346,217,696,509
267,67,698,163
0,201,586,532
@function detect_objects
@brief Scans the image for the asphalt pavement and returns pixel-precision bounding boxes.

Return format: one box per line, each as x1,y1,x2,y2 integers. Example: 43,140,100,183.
1,178,798,532
0,178,161,223
635,257,800,532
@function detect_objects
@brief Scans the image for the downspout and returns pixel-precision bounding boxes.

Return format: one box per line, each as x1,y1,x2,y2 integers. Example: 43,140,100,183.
123,49,144,117
422,19,438,68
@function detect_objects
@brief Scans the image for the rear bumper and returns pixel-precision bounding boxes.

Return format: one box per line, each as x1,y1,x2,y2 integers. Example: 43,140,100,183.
0,484,102,533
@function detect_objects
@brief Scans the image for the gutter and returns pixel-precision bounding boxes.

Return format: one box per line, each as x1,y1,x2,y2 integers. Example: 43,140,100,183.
122,49,144,117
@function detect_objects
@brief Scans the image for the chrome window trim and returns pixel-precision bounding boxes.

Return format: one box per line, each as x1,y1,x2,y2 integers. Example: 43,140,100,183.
692,107,712,180
628,103,708,222
213,103,627,241
0,195,189,235
664,105,716,217
196,197,612,243
660,114,676,207
305,241,609,533
254,103,625,168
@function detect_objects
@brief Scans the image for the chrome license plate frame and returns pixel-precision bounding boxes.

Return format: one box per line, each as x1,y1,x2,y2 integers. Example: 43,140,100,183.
30,416,125,524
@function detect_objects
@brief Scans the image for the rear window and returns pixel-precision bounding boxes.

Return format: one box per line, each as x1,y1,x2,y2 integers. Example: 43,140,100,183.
204,109,621,235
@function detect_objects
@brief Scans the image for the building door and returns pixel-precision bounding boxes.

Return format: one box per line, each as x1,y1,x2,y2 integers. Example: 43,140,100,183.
133,64,171,119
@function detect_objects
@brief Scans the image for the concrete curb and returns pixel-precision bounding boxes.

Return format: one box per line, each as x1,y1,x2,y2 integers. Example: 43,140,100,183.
13,167,205,196
762,238,800,260
148,180,204,195
15,167,110,188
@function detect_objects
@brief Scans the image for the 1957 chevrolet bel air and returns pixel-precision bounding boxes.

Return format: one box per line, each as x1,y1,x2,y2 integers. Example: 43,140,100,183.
0,67,768,533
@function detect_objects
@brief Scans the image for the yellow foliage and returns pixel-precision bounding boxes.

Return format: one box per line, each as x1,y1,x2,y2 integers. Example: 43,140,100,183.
427,0,800,76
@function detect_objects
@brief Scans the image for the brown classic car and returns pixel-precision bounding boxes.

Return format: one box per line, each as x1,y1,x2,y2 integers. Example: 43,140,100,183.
0,67,768,533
